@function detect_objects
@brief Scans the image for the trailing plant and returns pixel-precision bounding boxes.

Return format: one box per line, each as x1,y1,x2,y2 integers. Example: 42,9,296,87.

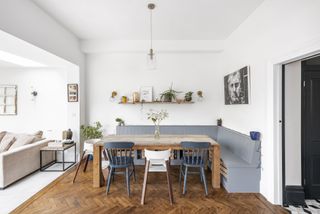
160,83,181,102
80,122,103,140
115,118,125,126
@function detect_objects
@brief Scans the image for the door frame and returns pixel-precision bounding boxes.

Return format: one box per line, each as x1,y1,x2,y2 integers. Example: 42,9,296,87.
269,39,320,205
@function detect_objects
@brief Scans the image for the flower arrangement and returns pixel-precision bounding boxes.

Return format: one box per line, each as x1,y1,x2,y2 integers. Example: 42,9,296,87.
147,109,169,138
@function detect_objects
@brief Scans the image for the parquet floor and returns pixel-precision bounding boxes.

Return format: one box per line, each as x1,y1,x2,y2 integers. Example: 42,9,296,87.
13,162,287,214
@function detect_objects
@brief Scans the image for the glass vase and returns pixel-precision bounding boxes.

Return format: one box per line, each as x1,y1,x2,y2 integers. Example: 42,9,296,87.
154,125,160,139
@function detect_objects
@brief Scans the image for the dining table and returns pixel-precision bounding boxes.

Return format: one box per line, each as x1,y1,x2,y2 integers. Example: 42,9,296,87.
92,134,221,189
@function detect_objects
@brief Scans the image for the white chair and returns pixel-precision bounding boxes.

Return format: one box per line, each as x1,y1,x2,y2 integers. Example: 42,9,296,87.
141,149,173,205
73,140,109,183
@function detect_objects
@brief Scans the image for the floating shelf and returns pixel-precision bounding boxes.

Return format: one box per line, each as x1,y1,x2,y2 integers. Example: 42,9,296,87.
118,101,194,105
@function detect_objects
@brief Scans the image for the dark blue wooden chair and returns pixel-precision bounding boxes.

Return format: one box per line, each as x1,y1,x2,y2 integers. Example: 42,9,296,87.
104,142,135,196
179,141,210,195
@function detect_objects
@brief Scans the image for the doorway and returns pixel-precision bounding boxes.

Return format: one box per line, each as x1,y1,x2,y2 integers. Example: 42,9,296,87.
282,55,320,204
301,56,320,199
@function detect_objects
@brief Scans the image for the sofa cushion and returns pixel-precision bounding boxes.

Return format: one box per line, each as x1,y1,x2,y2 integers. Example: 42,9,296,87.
9,134,35,150
0,134,16,152
0,131,6,142
33,130,43,138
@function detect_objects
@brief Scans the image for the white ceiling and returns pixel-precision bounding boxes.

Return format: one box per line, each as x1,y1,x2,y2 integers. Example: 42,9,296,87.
32,0,264,40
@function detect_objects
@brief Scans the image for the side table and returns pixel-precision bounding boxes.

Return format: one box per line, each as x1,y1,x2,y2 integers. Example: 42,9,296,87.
40,143,76,172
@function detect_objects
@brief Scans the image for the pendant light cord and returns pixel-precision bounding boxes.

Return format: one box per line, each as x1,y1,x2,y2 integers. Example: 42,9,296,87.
150,8,153,50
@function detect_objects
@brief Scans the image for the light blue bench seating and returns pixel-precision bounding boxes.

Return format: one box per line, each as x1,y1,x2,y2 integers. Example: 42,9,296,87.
116,125,261,193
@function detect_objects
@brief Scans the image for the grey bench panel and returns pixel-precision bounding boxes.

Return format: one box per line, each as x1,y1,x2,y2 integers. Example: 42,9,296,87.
217,126,260,166
220,146,257,168
116,125,218,140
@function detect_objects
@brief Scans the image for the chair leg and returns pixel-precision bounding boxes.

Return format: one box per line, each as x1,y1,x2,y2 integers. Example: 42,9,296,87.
183,166,188,195
201,167,208,196
166,160,174,205
126,167,130,197
179,165,183,193
200,167,203,183
141,160,150,205
83,154,90,172
72,150,86,183
106,166,113,195
132,162,137,182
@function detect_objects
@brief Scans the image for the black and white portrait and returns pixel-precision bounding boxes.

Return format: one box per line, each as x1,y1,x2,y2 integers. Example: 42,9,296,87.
224,66,250,105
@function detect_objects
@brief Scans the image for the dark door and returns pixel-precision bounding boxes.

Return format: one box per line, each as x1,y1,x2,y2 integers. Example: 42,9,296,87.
302,60,320,198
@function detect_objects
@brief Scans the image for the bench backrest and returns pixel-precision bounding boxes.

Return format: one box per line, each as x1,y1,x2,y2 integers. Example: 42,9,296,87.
216,126,261,165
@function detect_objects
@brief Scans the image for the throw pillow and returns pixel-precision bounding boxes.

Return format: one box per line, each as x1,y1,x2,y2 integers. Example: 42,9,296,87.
0,134,16,153
9,134,35,150
33,131,43,138
0,131,6,142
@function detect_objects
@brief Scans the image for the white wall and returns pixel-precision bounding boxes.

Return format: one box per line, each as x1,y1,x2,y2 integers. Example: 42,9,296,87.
86,50,222,134
0,68,68,139
0,0,85,125
218,0,320,203
284,61,301,185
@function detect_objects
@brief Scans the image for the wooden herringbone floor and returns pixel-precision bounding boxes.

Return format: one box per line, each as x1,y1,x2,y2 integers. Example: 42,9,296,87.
13,162,287,214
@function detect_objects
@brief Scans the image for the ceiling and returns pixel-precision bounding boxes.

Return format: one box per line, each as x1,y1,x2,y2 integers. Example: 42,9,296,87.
32,0,264,40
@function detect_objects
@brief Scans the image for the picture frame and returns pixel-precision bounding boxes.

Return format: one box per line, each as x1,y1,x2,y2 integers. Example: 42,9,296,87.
0,85,17,115
224,66,250,105
140,86,153,102
67,84,78,102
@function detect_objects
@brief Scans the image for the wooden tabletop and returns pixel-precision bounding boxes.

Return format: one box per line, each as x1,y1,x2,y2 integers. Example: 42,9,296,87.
95,135,218,147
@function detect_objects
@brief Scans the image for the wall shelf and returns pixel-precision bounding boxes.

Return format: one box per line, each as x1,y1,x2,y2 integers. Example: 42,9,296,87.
118,101,194,105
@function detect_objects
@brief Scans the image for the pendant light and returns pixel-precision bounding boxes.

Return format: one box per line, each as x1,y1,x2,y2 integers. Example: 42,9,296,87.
147,3,156,70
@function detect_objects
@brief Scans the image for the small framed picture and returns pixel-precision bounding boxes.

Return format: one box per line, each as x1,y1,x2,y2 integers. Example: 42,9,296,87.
67,84,78,102
140,86,153,102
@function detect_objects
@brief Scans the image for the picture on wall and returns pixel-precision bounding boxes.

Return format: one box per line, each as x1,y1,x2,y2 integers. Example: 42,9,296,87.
0,85,17,115
67,84,78,102
224,66,250,105
140,86,153,102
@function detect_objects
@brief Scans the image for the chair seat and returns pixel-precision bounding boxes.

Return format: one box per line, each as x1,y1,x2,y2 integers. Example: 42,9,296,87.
148,159,167,172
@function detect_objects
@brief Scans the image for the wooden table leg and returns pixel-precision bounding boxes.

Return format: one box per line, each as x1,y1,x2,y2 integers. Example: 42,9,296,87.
211,145,221,189
93,144,104,188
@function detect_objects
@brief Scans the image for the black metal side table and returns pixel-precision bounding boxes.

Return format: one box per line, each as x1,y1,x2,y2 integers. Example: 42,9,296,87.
40,143,76,172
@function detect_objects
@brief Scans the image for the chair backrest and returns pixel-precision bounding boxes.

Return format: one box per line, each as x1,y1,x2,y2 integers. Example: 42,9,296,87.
181,141,210,165
144,149,171,161
104,142,134,166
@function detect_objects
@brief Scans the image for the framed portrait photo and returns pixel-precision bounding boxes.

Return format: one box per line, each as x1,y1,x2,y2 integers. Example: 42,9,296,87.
224,66,250,105
67,84,78,102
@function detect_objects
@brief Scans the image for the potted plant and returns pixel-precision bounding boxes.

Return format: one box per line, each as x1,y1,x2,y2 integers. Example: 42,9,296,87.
115,118,125,126
160,83,181,102
80,122,103,144
185,91,193,102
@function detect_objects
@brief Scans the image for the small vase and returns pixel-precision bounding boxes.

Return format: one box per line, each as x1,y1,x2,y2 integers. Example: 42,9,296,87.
154,125,160,139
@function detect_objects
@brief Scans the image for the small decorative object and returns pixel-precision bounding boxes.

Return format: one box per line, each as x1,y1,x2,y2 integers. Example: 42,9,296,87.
62,129,73,140
197,90,203,101
224,66,250,105
115,118,125,126
31,91,38,97
111,91,117,98
147,109,169,139
250,131,261,141
0,85,17,115
80,122,103,140
121,96,128,103
217,118,222,126
176,98,183,104
140,86,153,102
184,91,193,102
67,83,78,102
132,92,140,103
160,83,181,102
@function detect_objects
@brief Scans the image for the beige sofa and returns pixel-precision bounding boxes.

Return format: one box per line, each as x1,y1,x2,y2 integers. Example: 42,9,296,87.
0,132,53,189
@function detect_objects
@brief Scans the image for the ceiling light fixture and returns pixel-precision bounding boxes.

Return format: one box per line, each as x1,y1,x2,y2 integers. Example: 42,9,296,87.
147,3,156,70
